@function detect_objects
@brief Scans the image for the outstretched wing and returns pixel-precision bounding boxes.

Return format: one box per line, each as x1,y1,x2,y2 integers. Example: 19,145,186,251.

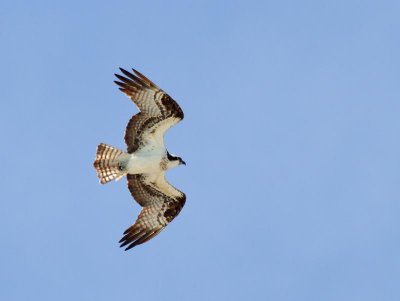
119,173,186,250
114,68,184,153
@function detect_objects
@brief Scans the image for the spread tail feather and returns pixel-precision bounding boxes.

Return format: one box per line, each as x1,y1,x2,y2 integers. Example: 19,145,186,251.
93,143,129,184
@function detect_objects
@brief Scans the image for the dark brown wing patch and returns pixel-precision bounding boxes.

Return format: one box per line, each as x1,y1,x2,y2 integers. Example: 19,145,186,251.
161,94,184,119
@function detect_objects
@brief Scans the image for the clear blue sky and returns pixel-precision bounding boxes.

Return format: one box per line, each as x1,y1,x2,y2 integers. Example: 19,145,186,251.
1,1,400,300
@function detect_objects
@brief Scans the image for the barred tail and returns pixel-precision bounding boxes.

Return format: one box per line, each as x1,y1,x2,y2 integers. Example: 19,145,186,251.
93,143,129,184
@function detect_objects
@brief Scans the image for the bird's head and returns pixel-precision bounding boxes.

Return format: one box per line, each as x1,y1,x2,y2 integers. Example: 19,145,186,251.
167,152,186,168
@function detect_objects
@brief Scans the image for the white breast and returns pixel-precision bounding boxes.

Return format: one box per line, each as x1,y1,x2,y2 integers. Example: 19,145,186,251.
126,150,165,174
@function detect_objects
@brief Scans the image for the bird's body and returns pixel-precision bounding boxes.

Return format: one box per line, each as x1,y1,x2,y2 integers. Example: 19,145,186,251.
93,67,186,251
127,150,166,174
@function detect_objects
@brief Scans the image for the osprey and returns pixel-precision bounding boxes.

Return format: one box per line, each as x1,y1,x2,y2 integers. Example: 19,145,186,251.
93,68,186,251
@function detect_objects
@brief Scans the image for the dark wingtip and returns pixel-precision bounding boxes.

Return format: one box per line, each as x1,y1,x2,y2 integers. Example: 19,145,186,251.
119,67,132,76
131,68,144,79
120,239,131,248
124,243,136,251
114,81,127,88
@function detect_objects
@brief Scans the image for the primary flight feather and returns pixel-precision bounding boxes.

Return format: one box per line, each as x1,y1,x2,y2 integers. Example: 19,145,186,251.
93,67,186,251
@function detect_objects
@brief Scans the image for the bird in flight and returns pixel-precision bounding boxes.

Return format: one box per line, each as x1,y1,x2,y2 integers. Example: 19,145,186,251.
93,67,186,251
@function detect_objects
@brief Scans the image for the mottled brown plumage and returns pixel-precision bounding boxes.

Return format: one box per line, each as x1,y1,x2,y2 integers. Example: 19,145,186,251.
93,67,186,251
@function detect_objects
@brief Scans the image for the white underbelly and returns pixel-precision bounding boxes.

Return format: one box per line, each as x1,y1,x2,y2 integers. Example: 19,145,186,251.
126,153,163,174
